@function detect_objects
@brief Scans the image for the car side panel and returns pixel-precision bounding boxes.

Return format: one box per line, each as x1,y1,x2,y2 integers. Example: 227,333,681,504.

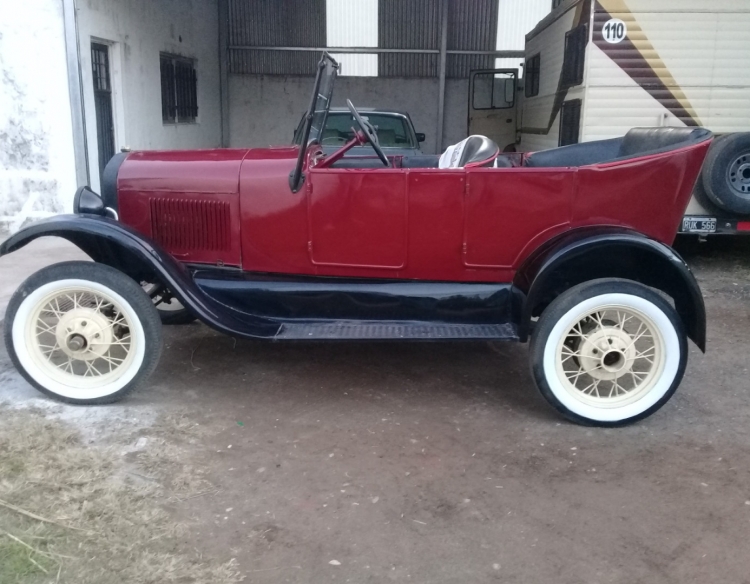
117,149,247,267
307,168,408,269
464,168,575,268
240,155,313,275
573,143,711,244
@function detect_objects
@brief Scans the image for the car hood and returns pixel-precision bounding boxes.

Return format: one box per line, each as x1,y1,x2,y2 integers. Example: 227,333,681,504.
117,146,299,194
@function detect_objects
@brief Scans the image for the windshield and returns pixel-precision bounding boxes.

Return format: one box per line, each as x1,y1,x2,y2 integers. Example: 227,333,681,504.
320,113,416,148
289,53,339,192
306,56,338,146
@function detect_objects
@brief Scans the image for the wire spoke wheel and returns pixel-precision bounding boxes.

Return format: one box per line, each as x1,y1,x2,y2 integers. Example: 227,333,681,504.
6,262,163,404
556,306,665,408
531,279,687,426
28,288,137,388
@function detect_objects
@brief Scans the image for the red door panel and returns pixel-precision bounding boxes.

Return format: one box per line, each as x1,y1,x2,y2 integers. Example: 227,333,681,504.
463,168,575,268
308,169,408,269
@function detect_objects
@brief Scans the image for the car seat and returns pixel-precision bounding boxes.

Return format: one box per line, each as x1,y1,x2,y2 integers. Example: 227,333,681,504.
439,135,500,169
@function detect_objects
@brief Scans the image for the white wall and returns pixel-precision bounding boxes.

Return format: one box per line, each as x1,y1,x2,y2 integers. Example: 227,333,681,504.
0,0,77,233
78,0,222,191
228,75,468,154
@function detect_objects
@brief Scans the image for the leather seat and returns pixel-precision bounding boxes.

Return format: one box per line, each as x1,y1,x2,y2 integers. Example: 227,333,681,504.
524,127,712,168
439,135,500,169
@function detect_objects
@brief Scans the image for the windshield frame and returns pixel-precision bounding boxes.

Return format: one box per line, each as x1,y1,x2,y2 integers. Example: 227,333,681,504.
289,52,339,193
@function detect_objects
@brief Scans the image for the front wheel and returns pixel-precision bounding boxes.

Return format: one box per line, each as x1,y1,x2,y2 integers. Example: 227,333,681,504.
4,262,163,404
530,279,687,426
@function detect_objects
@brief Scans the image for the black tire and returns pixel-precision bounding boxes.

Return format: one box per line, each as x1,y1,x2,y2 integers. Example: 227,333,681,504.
529,278,688,427
701,133,750,215
4,261,163,405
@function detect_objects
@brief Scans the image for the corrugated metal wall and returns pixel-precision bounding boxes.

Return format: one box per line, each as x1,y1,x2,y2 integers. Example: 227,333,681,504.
228,0,326,75
378,0,499,78
228,0,538,78
378,0,441,77
446,0,499,77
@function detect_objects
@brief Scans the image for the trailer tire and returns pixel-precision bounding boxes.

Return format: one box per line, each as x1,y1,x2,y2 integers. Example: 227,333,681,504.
702,133,750,215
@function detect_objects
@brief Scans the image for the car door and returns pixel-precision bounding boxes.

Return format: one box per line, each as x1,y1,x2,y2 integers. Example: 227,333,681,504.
468,69,518,151
307,165,408,270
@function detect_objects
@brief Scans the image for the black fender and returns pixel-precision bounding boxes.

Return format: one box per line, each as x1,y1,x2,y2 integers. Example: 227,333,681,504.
514,228,706,351
0,215,280,338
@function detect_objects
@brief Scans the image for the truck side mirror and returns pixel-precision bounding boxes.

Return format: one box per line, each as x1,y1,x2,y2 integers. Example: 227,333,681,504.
416,133,426,143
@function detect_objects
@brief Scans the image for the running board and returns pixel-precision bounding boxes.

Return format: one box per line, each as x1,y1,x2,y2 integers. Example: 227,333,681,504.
275,321,518,341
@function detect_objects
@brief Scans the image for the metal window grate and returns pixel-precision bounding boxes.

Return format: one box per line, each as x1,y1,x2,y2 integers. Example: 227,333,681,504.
562,24,587,88
91,43,115,184
160,54,198,124
525,53,541,97
559,99,582,146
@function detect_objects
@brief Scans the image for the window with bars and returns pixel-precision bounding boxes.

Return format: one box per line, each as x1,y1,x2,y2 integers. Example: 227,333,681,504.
559,99,582,146
562,24,587,88
525,53,541,98
160,54,198,124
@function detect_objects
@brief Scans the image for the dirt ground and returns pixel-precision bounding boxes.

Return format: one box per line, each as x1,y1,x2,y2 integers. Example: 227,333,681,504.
1,236,749,584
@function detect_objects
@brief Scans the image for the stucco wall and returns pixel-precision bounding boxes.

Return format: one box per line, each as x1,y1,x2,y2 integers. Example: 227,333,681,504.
77,0,222,191
0,0,77,234
228,75,469,155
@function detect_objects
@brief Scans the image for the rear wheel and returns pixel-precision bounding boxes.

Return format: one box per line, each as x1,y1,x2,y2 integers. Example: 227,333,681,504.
530,279,687,426
4,262,162,404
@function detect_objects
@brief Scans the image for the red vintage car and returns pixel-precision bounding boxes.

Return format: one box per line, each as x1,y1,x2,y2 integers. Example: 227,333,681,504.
1,54,712,426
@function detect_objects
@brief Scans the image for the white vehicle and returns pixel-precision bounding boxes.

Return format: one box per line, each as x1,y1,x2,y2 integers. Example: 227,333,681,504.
471,0,750,234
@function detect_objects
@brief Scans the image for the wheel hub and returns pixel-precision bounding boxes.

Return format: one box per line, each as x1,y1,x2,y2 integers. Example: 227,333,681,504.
55,308,114,361
728,153,750,196
578,328,636,381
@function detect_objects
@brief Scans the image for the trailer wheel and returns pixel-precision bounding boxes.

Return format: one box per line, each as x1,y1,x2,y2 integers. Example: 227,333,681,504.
530,279,687,427
702,133,750,215
4,262,162,404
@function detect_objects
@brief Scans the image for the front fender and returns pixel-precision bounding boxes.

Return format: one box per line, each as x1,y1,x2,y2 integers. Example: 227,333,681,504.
515,228,706,351
0,215,280,338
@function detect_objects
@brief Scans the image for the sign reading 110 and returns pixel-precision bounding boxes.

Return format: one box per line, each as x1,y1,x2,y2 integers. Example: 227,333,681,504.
603,18,628,44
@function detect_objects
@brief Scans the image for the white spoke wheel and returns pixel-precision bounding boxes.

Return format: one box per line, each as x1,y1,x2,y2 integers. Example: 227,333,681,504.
4,262,162,404
530,279,687,426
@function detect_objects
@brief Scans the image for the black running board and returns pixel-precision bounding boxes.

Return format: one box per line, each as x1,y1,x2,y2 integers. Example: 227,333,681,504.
275,321,518,341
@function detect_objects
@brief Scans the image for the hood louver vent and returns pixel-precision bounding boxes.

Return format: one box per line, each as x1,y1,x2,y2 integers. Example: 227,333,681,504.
150,198,231,252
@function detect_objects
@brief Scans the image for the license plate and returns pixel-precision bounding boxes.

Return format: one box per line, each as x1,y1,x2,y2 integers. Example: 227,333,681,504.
682,217,717,233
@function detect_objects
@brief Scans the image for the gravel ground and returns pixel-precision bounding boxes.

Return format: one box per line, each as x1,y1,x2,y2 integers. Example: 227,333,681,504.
1,236,749,583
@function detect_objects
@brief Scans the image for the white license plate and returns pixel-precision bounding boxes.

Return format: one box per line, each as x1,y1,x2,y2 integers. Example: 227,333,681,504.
682,217,717,233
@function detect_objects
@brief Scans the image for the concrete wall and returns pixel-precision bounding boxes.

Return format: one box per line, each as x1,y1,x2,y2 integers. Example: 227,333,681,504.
0,0,77,233
78,0,222,191
228,75,469,154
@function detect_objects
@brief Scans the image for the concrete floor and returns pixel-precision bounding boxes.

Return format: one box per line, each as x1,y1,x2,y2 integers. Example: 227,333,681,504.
1,236,750,583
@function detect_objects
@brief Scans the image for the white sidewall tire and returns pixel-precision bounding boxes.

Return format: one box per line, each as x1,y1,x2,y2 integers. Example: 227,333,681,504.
12,279,147,400
5,262,162,404
530,280,687,426
542,293,679,423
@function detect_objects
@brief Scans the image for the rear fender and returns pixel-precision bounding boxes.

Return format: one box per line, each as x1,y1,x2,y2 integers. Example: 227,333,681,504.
0,215,279,338
515,229,706,351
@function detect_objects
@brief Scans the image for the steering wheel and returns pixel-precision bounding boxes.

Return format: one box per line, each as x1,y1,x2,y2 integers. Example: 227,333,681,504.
347,99,390,167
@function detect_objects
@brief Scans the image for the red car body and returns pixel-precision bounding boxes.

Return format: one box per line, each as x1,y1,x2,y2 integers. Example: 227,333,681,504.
0,53,714,425
116,139,707,283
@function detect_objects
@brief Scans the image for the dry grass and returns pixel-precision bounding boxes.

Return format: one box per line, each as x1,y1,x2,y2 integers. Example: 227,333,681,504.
0,407,242,583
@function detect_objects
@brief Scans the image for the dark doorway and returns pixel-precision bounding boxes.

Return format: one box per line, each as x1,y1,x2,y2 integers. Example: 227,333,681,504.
91,42,115,186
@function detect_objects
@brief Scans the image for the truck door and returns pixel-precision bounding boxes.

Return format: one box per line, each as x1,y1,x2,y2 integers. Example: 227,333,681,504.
468,69,518,151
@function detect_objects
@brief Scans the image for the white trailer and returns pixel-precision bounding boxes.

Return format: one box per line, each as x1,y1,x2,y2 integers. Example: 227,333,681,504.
516,0,750,234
